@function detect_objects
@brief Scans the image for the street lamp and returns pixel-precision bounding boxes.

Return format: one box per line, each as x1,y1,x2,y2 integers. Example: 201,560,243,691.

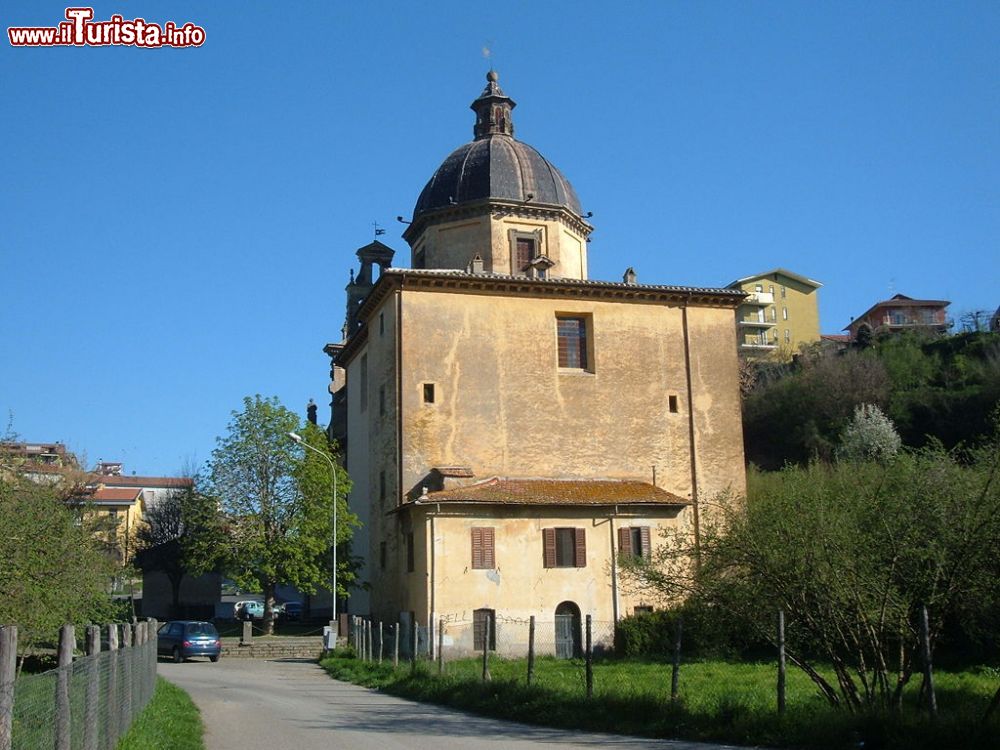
288,431,338,625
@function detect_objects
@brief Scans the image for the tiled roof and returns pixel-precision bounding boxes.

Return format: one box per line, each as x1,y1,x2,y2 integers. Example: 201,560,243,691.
91,487,142,502
97,475,193,489
421,477,689,506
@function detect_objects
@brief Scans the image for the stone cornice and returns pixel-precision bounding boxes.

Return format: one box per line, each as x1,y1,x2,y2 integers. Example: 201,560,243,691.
403,199,593,245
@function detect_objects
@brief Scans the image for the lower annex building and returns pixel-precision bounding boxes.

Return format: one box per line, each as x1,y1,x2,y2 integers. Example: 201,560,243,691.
324,72,747,655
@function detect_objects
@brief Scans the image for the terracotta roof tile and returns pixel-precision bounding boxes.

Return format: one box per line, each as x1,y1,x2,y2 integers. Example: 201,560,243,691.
422,477,689,506
97,475,193,488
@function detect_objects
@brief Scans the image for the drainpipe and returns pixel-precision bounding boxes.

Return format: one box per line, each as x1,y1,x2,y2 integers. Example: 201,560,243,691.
428,506,436,658
682,300,702,562
609,505,620,623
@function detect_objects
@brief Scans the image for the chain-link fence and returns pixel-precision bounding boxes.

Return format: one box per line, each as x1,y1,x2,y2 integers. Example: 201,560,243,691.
2,621,157,750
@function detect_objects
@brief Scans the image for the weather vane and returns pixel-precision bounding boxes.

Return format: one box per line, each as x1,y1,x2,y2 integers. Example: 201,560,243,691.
372,220,385,238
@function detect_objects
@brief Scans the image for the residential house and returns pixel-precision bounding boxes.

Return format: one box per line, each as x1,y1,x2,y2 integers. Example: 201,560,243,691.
726,269,822,359
323,72,747,655
845,294,951,340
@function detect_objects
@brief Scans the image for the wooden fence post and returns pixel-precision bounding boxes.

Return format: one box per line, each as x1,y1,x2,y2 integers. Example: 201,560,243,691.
437,619,445,675
146,618,158,706
585,615,593,699
121,624,133,727
481,617,491,682
527,616,536,687
920,604,938,716
0,626,17,750
393,623,400,668
84,625,101,750
106,623,119,749
55,623,74,750
777,610,786,714
671,615,683,701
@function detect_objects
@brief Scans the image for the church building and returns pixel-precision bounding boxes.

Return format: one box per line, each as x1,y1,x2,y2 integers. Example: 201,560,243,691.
325,72,746,655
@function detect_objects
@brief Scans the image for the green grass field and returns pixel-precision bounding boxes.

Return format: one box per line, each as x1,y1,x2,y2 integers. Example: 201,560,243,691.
320,655,1000,749
117,678,204,750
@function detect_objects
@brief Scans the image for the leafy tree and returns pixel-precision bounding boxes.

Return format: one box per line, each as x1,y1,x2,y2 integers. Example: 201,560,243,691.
206,396,354,634
0,474,115,659
836,403,902,463
134,479,226,618
621,433,1000,712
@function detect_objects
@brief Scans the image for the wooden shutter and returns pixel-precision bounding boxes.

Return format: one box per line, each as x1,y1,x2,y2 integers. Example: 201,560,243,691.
640,526,652,559
472,527,495,569
574,528,587,567
618,527,632,557
543,528,556,568
483,527,495,568
471,528,483,569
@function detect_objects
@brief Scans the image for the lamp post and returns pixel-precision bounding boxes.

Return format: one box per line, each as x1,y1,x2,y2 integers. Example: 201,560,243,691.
288,431,338,624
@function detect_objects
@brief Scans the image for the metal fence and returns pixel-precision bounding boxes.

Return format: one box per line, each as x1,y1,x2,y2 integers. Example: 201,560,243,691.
1,621,158,750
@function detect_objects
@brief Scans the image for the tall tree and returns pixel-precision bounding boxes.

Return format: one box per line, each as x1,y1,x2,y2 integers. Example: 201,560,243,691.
207,396,354,634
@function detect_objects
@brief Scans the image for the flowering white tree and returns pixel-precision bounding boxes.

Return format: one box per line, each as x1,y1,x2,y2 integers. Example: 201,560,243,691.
836,403,902,463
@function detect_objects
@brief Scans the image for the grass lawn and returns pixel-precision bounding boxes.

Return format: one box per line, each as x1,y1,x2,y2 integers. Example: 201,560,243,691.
117,677,204,750
320,655,1000,749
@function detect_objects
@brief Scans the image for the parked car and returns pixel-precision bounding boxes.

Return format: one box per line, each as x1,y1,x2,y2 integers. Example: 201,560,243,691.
234,600,265,620
280,602,303,621
157,621,221,663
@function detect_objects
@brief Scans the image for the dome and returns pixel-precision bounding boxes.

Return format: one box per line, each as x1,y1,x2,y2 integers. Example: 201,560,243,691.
412,72,583,220
413,136,583,218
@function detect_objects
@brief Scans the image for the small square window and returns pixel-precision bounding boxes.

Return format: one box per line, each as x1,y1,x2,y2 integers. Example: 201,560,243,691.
423,383,435,404
634,606,654,616
668,395,678,414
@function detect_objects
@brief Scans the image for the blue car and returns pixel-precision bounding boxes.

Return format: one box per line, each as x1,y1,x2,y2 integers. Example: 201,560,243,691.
157,620,222,663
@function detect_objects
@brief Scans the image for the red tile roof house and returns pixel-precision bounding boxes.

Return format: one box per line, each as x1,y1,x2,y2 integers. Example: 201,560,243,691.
845,294,951,340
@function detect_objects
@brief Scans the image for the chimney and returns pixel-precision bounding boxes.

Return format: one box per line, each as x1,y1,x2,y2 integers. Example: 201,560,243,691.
470,253,485,274
306,399,317,425
623,267,637,285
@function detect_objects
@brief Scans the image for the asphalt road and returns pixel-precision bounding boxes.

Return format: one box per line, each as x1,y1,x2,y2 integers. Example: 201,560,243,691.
160,657,749,750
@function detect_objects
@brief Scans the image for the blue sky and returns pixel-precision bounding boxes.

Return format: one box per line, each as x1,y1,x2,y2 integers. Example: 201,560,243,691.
2,1,997,476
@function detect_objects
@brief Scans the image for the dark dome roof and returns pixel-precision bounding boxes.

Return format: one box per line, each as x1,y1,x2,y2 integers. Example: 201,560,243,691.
413,136,582,218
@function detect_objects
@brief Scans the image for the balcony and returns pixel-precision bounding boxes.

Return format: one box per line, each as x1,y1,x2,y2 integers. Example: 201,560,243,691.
739,342,777,352
738,319,776,329
742,292,774,306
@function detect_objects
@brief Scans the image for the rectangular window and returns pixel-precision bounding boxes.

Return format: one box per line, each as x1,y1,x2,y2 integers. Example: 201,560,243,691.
471,527,495,569
515,237,536,271
543,528,586,568
406,532,415,572
770,307,776,321
423,383,435,404
634,606,654,616
755,284,763,293
785,329,791,343
781,285,787,299
473,608,496,651
359,354,368,412
782,307,788,320
668,395,678,413
557,316,589,370
379,385,386,416
769,285,774,295
618,526,652,559
380,541,386,570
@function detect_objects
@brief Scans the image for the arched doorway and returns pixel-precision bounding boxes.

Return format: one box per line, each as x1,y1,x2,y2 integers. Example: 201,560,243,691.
554,601,581,659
